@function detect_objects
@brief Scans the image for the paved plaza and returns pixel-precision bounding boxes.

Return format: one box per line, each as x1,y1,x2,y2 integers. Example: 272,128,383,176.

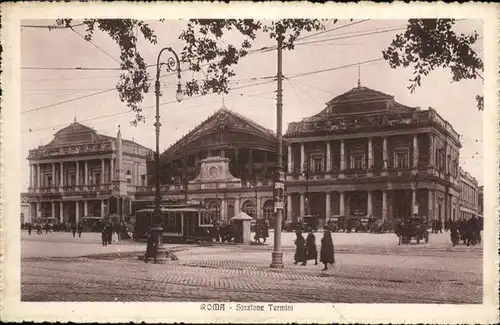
21,230,482,303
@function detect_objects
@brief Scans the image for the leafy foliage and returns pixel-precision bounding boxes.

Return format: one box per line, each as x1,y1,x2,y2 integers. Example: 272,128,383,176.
178,19,325,97
52,18,484,125
54,19,159,125
382,19,483,110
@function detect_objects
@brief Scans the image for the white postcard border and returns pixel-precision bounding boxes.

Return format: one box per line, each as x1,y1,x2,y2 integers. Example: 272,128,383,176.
1,2,499,324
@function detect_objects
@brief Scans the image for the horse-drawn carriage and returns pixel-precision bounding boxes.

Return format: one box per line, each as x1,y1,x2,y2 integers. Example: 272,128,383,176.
395,215,429,245
450,218,481,246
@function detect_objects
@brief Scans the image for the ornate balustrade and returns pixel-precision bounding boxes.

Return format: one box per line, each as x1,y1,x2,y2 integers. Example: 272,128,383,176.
28,142,114,159
285,110,458,140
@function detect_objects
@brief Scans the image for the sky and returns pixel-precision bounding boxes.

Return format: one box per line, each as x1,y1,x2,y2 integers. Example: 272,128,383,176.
20,19,484,191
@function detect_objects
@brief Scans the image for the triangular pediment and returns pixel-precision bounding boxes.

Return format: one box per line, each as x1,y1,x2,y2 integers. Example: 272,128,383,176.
161,107,277,159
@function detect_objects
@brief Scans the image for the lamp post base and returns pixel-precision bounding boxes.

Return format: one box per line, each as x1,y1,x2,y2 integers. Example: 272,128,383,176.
270,251,284,268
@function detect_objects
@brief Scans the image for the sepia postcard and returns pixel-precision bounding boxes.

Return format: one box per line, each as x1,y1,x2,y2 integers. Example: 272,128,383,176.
1,1,499,324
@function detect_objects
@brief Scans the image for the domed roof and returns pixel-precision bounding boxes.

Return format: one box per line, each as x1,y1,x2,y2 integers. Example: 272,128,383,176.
326,86,394,106
310,85,413,119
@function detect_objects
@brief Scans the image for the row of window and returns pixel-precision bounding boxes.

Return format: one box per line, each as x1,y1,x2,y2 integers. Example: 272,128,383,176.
461,182,478,205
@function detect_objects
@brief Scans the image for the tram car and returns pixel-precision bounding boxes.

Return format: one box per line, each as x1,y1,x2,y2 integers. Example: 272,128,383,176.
134,203,213,243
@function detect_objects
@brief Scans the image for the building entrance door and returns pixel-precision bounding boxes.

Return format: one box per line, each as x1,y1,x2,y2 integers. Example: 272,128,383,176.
183,213,197,238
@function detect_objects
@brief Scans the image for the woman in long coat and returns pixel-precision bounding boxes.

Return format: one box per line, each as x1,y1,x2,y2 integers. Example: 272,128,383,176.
320,230,335,271
306,230,318,265
294,231,307,265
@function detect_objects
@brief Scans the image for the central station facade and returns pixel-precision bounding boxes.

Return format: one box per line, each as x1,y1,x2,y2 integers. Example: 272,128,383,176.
134,85,462,225
22,85,465,226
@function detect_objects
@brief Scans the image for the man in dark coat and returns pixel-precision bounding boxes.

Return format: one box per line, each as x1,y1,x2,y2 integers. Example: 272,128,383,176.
320,230,335,271
101,226,108,246
305,230,318,265
27,223,32,236
449,220,459,246
294,231,307,266
77,223,83,238
466,215,480,246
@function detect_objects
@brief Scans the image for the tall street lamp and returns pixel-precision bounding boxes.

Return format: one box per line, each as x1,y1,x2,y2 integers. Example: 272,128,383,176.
151,47,183,249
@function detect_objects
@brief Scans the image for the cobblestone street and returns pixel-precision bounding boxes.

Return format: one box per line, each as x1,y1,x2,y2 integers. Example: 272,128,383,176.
21,231,482,303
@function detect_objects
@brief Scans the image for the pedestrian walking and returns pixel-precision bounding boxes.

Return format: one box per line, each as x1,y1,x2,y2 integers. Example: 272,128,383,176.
72,225,76,238
77,223,83,238
293,230,307,266
305,229,318,265
101,228,108,246
320,230,335,271
27,223,32,236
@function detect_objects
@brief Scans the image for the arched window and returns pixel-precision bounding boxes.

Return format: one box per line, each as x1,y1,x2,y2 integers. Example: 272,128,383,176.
206,200,221,222
241,200,256,219
263,200,274,221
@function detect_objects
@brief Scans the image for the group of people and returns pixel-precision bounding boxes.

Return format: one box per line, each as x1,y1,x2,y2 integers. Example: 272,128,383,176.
209,221,235,243
293,229,335,271
449,216,482,246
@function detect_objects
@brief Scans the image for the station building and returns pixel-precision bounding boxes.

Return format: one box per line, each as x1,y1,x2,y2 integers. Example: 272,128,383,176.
23,84,468,227
21,119,151,225
135,84,463,225
458,167,480,220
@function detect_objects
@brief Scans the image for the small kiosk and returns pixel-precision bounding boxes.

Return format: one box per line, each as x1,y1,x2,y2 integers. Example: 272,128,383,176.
230,212,253,244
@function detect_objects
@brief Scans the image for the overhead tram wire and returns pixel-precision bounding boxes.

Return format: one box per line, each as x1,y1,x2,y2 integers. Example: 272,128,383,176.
21,23,86,29
22,78,278,134
296,19,371,41
71,27,121,64
22,20,379,77
22,57,384,121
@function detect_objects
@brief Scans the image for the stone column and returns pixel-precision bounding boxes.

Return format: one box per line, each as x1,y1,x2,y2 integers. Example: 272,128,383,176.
37,164,41,188
340,140,345,170
339,191,345,216
221,199,226,221
110,158,114,181
383,137,388,167
287,193,292,221
36,202,41,220
325,192,331,221
428,189,434,220
51,202,55,219
75,201,79,224
84,200,88,217
382,191,387,221
84,161,89,187
101,199,105,218
429,133,435,168
60,202,64,223
76,161,80,186
367,190,373,216
326,141,331,172
287,144,293,173
29,164,33,188
234,197,240,214
300,143,305,173
413,134,419,168
300,193,305,217
101,159,105,185
59,162,64,188
368,138,373,169
51,163,56,189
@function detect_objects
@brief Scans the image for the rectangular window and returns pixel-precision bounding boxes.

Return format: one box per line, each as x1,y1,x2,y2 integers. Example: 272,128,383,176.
70,175,76,186
350,154,365,169
313,157,323,173
95,174,101,185
393,151,409,169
